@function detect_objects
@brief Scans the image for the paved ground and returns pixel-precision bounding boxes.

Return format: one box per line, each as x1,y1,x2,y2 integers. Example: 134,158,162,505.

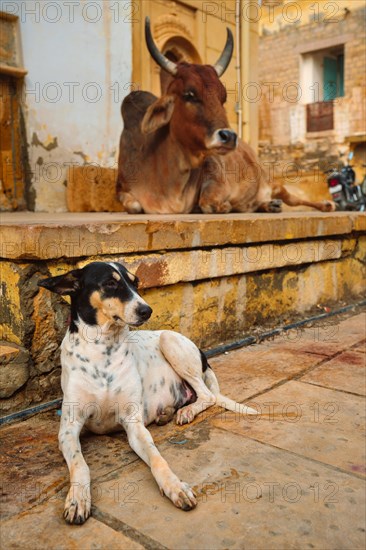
1,311,365,550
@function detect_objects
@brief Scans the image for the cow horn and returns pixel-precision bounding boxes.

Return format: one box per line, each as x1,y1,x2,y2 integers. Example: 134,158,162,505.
145,17,178,76
213,28,234,77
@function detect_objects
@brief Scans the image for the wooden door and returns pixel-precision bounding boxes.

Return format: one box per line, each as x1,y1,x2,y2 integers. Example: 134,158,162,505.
0,74,25,210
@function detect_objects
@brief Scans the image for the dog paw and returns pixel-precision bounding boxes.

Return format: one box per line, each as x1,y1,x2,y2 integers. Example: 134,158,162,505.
63,485,91,525
176,405,196,425
155,406,175,426
161,476,197,511
174,482,197,511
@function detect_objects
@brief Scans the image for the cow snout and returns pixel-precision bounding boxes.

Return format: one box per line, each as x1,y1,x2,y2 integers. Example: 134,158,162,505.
218,129,237,146
206,128,237,152
136,303,153,322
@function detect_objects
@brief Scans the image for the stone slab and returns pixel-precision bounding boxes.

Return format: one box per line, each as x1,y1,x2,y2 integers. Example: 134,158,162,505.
93,423,366,550
258,312,366,358
212,380,366,477
209,346,327,402
1,211,364,260
0,411,138,520
0,501,143,550
0,408,212,521
301,351,366,396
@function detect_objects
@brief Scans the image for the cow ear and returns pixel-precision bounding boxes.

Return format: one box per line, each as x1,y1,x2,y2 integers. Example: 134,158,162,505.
141,95,175,134
38,269,82,295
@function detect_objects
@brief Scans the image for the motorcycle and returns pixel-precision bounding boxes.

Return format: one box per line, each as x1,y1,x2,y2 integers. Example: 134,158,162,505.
326,152,366,211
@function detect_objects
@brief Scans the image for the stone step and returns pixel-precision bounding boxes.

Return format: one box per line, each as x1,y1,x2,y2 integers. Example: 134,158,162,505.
1,211,365,260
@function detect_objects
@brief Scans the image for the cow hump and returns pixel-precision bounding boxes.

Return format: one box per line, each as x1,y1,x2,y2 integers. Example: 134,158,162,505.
121,91,158,130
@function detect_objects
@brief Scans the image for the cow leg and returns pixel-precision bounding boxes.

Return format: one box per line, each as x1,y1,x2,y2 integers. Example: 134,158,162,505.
199,181,232,213
274,186,336,212
256,199,283,213
119,191,143,214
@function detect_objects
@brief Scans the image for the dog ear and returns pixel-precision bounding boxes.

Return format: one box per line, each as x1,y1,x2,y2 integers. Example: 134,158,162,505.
38,269,82,295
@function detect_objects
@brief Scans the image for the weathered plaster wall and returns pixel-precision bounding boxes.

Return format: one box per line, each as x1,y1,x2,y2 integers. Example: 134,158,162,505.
16,0,132,211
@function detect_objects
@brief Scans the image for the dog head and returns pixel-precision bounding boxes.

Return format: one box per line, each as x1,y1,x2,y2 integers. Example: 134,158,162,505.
38,261,152,328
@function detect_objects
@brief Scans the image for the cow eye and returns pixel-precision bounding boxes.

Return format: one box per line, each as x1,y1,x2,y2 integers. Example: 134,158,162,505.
183,90,199,103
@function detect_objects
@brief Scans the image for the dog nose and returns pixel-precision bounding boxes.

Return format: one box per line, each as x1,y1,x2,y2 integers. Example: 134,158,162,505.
218,129,237,146
137,303,152,321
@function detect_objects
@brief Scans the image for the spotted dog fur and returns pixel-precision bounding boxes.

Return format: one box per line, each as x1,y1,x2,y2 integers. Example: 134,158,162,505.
38,261,257,524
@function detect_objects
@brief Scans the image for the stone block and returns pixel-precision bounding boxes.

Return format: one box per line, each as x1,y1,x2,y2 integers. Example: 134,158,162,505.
66,166,124,212
0,343,29,398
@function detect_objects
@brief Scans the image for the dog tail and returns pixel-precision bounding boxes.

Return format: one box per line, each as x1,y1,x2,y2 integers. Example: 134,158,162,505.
216,394,259,416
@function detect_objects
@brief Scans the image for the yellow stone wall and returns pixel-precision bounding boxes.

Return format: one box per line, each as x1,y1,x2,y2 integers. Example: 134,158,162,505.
259,0,366,35
1,212,365,415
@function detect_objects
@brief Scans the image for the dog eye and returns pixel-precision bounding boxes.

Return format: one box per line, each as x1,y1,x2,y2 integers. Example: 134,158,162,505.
104,279,118,289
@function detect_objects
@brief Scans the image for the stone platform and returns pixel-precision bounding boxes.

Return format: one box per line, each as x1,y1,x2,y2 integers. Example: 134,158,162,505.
0,211,365,415
0,311,365,549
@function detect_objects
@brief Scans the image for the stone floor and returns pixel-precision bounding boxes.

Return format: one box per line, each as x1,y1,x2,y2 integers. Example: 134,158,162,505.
1,311,365,550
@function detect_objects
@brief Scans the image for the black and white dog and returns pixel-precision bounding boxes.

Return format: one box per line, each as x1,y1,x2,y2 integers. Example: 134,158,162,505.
38,261,256,524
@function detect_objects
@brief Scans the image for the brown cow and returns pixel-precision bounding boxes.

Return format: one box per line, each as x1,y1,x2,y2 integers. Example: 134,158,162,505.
116,18,334,214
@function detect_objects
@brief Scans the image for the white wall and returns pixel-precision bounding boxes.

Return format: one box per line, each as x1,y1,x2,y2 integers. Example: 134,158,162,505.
6,0,132,211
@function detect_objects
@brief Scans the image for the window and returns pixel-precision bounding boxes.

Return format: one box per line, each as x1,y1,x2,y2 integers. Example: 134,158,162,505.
323,52,344,100
301,45,344,132
301,45,345,104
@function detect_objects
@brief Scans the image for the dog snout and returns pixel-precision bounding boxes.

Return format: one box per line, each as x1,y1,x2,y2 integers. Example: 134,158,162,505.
136,303,152,322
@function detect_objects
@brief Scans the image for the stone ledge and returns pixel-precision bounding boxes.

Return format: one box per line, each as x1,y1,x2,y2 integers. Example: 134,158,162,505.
87,238,346,289
1,211,365,260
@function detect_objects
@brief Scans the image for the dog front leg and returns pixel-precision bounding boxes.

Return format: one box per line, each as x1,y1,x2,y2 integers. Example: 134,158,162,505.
59,405,91,524
123,420,196,511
